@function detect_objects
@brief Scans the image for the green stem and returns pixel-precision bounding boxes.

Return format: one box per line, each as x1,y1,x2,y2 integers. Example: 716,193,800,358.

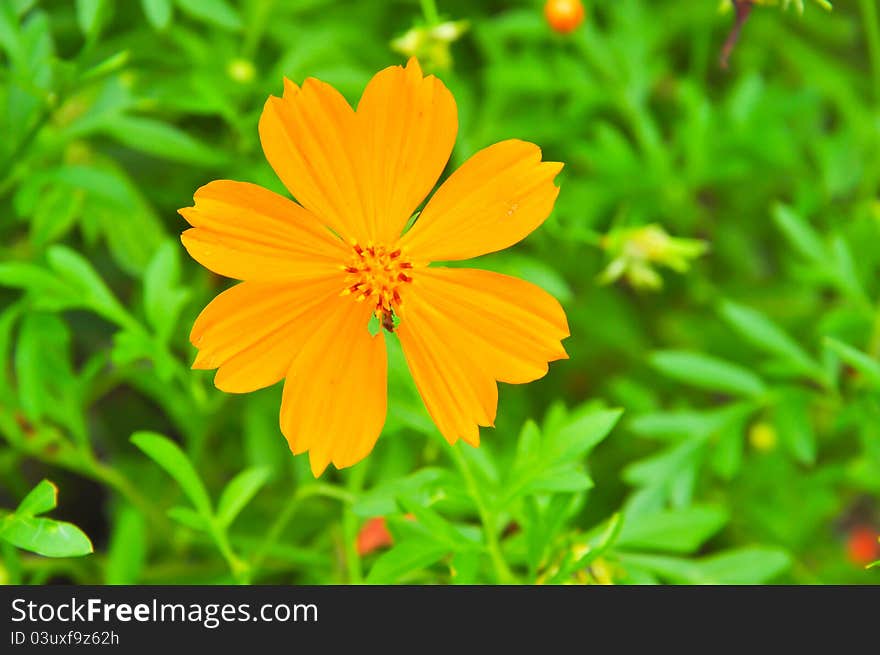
342,465,367,583
860,0,880,104
448,444,515,584
249,482,355,574
0,407,168,531
420,0,440,25
209,521,250,584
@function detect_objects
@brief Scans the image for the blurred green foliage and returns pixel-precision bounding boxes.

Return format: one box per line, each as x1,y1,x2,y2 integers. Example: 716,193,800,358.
1,0,879,584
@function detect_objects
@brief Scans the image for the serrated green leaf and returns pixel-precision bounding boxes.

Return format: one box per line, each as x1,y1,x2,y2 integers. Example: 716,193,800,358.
504,406,621,503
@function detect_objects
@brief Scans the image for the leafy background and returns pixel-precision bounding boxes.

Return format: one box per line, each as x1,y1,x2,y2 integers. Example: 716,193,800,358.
1,0,879,584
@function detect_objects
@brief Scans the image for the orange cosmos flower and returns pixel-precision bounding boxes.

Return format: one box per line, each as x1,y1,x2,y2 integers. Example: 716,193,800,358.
179,58,569,476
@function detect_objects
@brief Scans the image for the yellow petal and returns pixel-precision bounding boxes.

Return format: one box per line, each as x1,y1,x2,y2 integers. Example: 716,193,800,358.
396,267,569,445
190,275,345,393
400,140,563,262
179,180,347,281
280,301,387,476
355,58,458,243
258,77,368,242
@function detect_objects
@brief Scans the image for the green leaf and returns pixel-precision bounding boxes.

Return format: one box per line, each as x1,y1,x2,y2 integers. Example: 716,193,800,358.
620,547,790,584
143,240,190,342
1,516,93,558
167,506,209,532
100,115,224,165
175,0,242,30
365,539,449,584
630,403,754,441
216,468,270,529
105,504,147,584
141,0,172,29
829,236,867,305
719,300,823,381
353,469,447,517
131,431,212,518
697,547,791,584
504,406,621,502
15,313,73,422
617,505,729,554
649,350,766,397
16,480,58,516
773,204,826,263
824,337,880,389
46,246,131,327
397,498,479,551
773,389,817,465
75,0,108,36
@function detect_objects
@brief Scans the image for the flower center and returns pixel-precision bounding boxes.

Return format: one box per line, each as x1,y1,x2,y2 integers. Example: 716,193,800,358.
341,243,414,331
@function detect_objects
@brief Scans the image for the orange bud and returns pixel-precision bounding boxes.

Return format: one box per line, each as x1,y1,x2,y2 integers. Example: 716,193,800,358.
846,526,880,566
544,0,585,35
356,517,394,556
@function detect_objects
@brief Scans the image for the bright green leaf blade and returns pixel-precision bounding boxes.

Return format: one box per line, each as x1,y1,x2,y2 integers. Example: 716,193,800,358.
141,0,172,29
617,505,729,554
719,300,822,380
216,467,270,529
649,350,766,397
167,506,210,532
365,539,449,584
174,0,241,30
75,0,106,36
772,204,826,263
131,431,212,517
698,547,792,584
46,246,131,327
15,480,57,516
1,516,93,558
100,115,225,166
824,337,880,388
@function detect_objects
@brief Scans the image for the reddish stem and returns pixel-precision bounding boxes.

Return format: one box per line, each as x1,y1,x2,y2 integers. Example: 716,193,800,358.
720,0,754,69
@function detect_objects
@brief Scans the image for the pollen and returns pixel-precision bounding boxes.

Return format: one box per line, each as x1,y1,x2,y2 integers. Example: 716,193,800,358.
341,243,416,327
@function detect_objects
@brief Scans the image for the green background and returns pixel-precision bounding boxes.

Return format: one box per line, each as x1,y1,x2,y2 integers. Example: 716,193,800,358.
1,0,879,584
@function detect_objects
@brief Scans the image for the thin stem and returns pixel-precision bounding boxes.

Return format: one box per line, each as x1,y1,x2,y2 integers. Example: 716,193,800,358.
859,0,880,104
342,464,367,583
209,521,250,584
448,444,515,584
0,408,168,530
249,482,355,574
420,0,440,25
